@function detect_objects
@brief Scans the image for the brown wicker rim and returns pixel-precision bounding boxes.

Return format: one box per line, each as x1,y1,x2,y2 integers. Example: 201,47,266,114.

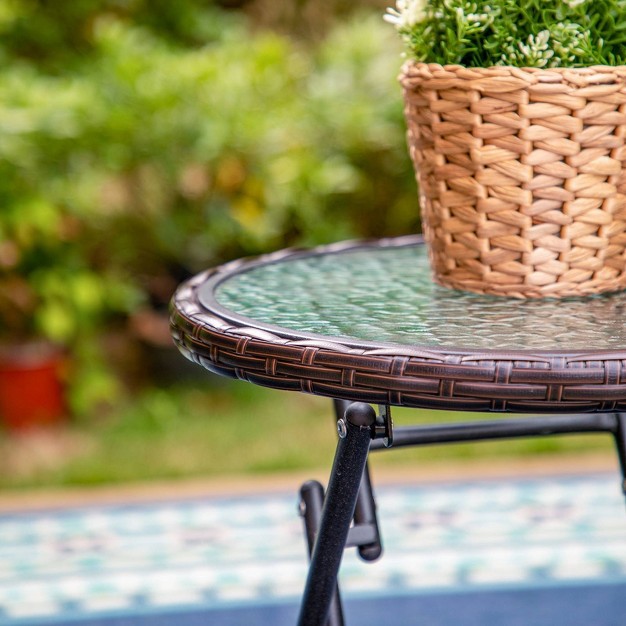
401,63,626,299
170,236,626,413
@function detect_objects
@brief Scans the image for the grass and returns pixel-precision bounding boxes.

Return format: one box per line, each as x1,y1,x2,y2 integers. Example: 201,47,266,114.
0,378,614,491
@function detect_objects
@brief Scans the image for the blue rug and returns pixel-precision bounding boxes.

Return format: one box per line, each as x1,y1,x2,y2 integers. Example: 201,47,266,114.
1,474,626,625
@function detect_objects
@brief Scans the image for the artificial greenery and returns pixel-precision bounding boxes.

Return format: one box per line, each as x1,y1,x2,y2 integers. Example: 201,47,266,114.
385,0,626,67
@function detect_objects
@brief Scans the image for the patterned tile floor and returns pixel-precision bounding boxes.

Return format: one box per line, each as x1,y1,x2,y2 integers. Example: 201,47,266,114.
1,473,626,624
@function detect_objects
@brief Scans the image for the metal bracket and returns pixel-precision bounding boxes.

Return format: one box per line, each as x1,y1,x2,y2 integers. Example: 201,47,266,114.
374,405,393,447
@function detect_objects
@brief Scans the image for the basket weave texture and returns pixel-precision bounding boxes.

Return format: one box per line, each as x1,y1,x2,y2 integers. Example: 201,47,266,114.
401,62,626,298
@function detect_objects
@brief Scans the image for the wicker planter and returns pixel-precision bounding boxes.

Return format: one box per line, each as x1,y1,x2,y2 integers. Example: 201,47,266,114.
401,62,626,298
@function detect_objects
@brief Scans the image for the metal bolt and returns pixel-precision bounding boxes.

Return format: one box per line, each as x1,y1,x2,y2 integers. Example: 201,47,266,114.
337,418,347,439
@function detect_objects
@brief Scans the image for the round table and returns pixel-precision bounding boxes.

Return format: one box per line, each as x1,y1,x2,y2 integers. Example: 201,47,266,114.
170,236,626,626
171,234,626,413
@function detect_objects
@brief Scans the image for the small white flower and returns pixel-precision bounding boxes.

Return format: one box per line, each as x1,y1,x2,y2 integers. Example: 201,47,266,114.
444,0,495,33
384,0,428,29
501,30,556,67
549,22,587,65
535,30,550,48
562,0,586,7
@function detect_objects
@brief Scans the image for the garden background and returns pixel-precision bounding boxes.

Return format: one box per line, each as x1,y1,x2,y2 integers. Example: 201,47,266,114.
0,0,611,491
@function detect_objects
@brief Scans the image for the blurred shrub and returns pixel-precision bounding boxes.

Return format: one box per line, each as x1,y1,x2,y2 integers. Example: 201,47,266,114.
83,14,417,299
0,0,243,68
0,5,418,416
246,0,390,40
0,0,390,67
0,64,144,412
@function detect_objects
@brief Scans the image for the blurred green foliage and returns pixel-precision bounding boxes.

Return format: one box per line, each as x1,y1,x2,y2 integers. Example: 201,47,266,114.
0,381,611,488
0,1,418,417
0,0,242,67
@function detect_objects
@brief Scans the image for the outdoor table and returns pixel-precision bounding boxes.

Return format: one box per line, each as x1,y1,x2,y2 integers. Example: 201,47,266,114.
170,235,626,626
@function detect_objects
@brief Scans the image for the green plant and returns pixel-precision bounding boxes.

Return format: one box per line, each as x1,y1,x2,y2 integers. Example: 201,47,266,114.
385,0,626,67
0,66,143,412
77,13,416,305
0,0,243,70
0,6,418,419
0,80,136,330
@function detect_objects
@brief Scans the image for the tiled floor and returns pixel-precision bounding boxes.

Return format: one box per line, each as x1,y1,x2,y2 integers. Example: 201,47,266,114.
1,473,626,624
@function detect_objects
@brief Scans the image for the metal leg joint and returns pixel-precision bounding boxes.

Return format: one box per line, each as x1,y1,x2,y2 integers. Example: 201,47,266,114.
374,404,393,447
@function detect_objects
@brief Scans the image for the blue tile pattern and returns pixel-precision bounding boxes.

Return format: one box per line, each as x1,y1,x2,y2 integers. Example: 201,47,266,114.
0,474,625,623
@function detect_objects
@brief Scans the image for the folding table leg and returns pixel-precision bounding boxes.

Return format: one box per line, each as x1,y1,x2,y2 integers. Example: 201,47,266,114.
611,413,626,504
300,480,345,626
352,462,383,562
297,402,376,626
333,400,383,562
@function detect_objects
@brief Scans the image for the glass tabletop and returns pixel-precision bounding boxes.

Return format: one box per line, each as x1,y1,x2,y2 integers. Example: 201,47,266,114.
206,241,626,352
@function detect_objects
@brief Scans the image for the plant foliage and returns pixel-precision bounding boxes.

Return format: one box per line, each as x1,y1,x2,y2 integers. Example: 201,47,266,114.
0,4,417,416
385,0,626,67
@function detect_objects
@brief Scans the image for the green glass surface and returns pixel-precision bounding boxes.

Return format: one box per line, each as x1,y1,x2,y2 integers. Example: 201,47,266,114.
214,244,626,351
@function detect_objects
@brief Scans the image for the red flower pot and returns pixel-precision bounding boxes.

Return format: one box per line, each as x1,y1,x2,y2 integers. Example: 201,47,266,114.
0,344,67,431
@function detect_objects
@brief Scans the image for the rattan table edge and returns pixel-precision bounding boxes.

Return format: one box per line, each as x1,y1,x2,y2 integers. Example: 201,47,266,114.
170,236,626,413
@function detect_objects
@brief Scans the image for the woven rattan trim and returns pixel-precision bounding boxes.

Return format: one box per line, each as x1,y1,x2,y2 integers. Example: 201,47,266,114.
170,238,626,412
401,63,626,298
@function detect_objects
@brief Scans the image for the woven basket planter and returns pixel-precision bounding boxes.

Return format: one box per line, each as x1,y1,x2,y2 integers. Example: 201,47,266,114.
401,62,626,298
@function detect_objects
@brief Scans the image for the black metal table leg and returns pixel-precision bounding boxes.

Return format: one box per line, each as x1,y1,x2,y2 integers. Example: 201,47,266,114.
611,413,626,504
352,466,383,561
297,402,376,626
333,400,383,562
298,408,626,626
300,481,345,626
